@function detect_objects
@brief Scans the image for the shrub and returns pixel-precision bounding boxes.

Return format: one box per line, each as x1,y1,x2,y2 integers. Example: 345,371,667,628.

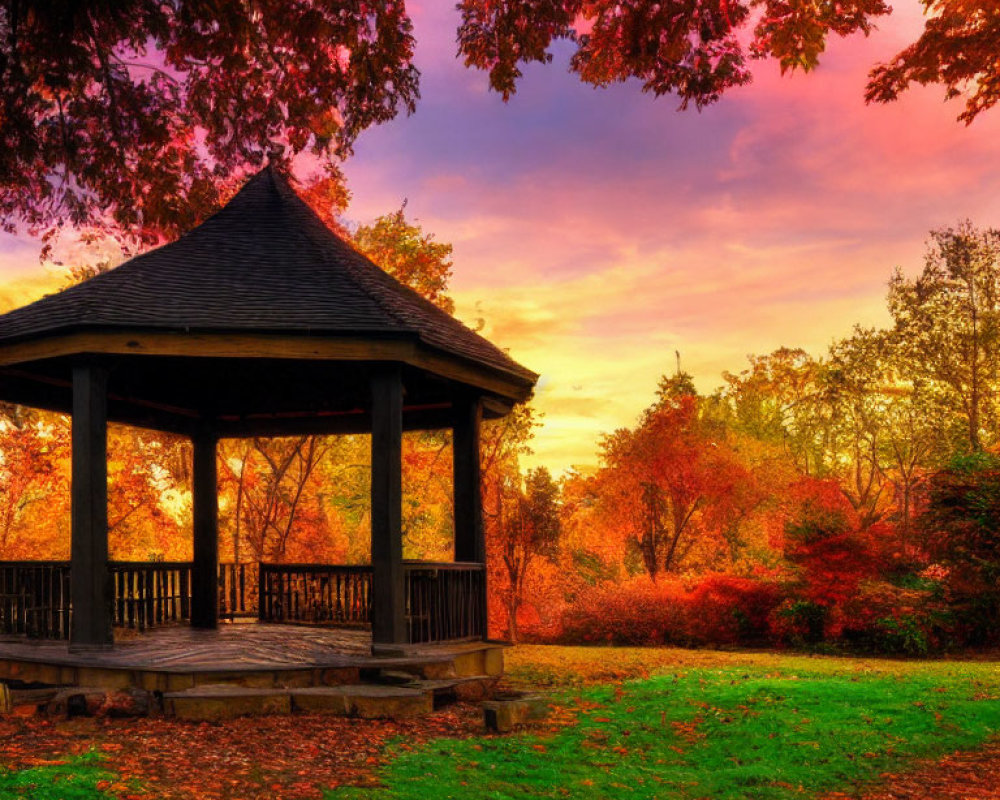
768,599,828,645
555,575,784,647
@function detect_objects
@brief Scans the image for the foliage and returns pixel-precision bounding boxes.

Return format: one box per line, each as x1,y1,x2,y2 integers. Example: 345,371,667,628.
920,451,1000,644
457,1,1000,123
0,0,418,246
888,223,1000,453
557,574,783,647
866,1,1000,123
594,389,761,580
482,404,550,641
457,0,887,108
353,206,455,313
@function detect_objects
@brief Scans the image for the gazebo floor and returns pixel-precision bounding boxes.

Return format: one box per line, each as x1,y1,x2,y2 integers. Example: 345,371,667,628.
0,623,504,694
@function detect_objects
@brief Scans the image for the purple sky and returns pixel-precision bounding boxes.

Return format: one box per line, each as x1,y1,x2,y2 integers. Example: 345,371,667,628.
2,2,1000,473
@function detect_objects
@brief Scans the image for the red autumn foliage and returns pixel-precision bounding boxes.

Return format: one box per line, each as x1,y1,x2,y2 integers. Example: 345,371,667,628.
556,574,784,647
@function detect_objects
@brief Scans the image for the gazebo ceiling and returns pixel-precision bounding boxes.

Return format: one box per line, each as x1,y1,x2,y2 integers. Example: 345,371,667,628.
0,167,537,435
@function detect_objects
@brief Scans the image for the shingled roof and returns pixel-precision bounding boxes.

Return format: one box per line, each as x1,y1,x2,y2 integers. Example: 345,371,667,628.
0,166,536,388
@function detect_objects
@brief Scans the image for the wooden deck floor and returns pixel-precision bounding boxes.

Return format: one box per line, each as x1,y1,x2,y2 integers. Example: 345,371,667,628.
0,624,470,675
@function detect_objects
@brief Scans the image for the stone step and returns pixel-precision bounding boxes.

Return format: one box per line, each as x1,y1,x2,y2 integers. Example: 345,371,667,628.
291,684,432,718
400,674,499,702
164,682,435,720
163,684,291,721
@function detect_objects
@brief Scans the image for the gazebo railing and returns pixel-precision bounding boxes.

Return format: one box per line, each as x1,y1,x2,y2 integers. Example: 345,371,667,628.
0,561,72,639
259,563,372,626
219,562,259,620
0,559,487,644
404,562,485,644
109,561,191,632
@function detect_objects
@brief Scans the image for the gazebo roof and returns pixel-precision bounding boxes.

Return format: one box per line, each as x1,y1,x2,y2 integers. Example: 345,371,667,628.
0,167,536,436
0,166,535,386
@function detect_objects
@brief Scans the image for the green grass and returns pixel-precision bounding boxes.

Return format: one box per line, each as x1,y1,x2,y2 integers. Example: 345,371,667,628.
0,752,116,800
328,657,1000,799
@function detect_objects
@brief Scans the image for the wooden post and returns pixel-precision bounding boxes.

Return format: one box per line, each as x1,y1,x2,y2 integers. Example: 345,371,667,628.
191,428,219,629
70,363,113,650
453,394,484,564
370,366,406,650
453,392,487,639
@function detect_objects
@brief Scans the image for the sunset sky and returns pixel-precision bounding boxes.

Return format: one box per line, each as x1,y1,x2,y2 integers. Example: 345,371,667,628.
3,2,1000,475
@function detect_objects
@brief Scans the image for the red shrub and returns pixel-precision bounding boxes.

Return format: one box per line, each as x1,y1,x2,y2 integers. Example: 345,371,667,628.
555,575,784,647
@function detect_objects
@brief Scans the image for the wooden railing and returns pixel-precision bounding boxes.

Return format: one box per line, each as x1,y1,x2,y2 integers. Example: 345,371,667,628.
219,562,258,620
0,559,486,645
259,563,372,625
404,562,485,644
109,561,191,632
0,561,71,639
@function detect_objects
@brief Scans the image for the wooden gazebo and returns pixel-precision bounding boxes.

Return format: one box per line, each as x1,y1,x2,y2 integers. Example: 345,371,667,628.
0,166,537,654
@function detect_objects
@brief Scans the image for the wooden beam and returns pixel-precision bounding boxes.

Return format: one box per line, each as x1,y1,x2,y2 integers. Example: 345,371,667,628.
190,428,219,629
453,394,485,565
69,364,113,650
0,368,196,435
370,366,406,649
214,403,458,439
0,331,535,402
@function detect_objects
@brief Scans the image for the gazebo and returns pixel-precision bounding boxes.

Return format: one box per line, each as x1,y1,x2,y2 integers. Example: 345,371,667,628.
0,166,537,660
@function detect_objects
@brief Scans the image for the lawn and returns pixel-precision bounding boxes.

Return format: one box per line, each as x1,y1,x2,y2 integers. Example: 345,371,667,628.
1,646,999,799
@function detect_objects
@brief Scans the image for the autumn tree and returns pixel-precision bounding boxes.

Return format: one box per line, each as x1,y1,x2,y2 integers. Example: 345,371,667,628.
596,380,758,580
0,405,68,558
457,0,1000,122
723,348,837,478
827,326,944,540
353,206,455,313
920,452,1000,644
491,465,561,642
0,0,418,246
482,403,539,639
888,223,1000,453
219,436,330,563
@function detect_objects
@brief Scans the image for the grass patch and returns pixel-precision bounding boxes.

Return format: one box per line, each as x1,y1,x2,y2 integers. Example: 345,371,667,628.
0,752,117,800
328,648,1000,799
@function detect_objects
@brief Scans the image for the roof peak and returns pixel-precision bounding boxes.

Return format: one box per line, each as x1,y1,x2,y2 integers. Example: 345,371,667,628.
0,167,537,390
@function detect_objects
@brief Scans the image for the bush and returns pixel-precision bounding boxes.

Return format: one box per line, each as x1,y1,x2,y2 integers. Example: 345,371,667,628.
871,615,929,656
555,575,784,647
768,599,828,645
839,580,953,654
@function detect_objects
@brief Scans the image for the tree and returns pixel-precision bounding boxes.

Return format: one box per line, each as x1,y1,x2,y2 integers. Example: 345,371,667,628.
457,0,1000,122
888,223,1000,453
827,326,945,540
596,385,757,579
0,405,68,558
219,436,329,562
481,403,539,639
920,452,1000,644
0,1,418,245
723,348,837,478
492,466,561,642
353,206,455,313
866,1,1000,124
457,0,888,107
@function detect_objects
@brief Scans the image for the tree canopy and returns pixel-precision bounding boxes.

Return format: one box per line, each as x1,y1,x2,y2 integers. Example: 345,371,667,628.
0,0,418,246
1,1,998,250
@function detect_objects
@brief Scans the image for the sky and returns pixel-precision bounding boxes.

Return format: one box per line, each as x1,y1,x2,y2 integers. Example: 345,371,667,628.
3,2,1000,475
